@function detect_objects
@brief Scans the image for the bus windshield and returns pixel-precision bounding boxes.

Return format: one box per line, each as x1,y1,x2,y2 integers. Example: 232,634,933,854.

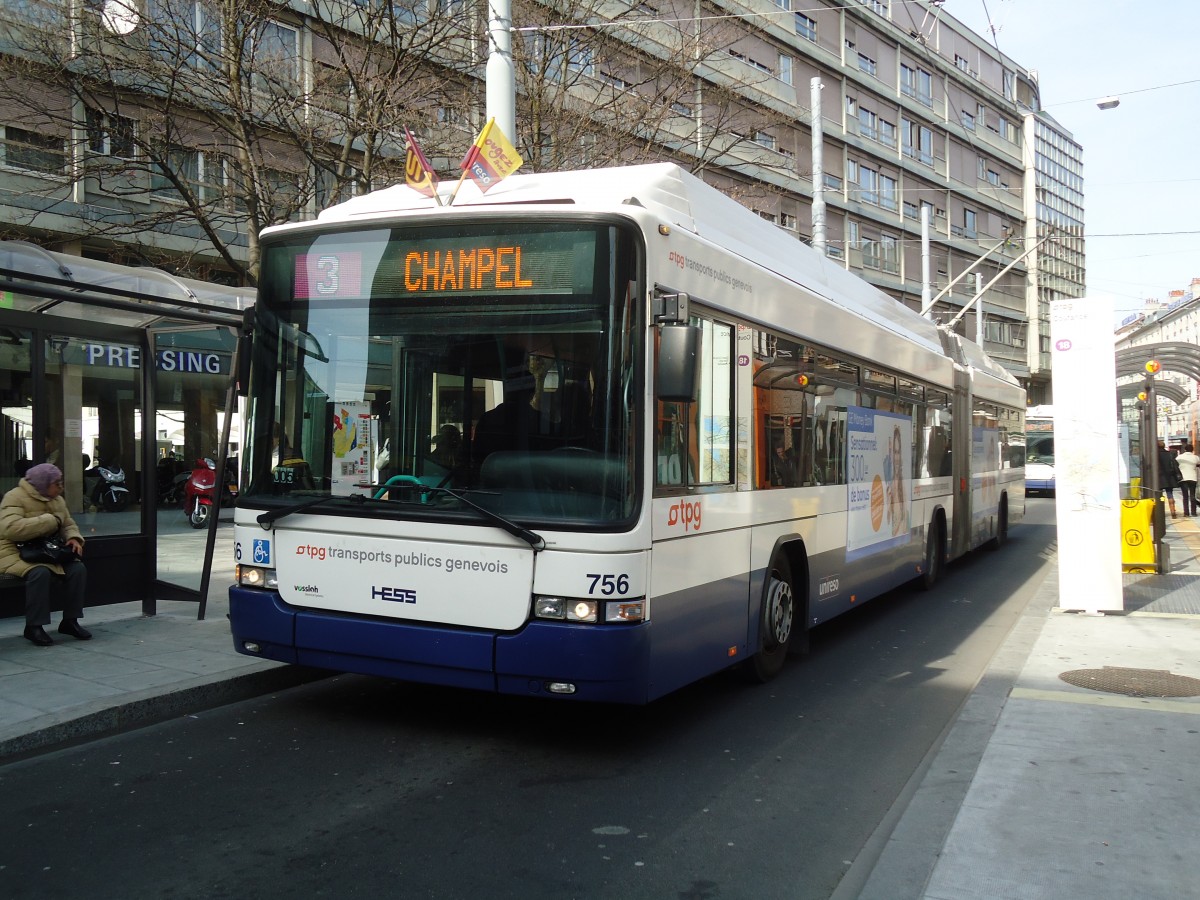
244,220,641,528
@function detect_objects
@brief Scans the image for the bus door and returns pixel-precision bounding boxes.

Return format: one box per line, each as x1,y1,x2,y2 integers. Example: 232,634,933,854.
951,376,973,557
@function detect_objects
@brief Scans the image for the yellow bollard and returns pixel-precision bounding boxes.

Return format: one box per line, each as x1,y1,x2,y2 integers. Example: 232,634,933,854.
1121,497,1157,573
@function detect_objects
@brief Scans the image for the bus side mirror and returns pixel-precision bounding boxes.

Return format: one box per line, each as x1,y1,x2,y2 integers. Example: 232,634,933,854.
235,308,255,397
657,324,702,403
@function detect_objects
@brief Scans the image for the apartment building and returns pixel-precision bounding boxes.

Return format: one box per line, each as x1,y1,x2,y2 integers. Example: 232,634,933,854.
1022,110,1085,405
0,0,1079,392
1115,281,1200,446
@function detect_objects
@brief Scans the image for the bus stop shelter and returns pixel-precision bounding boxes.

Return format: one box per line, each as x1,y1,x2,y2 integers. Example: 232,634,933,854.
0,240,250,616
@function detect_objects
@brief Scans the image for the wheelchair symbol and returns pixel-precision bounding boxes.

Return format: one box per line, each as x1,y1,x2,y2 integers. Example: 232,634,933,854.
253,539,270,564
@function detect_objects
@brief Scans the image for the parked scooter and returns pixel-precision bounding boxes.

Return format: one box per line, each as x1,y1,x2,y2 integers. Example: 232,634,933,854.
182,458,237,528
85,459,131,513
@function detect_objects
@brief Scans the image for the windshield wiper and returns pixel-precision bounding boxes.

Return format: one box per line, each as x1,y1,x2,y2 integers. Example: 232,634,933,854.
255,485,545,552
423,484,545,552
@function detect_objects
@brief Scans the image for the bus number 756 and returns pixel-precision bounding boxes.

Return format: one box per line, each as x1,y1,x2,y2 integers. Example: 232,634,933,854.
587,573,630,596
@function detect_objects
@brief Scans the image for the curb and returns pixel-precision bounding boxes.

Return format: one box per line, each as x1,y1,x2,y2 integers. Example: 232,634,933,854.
0,664,329,761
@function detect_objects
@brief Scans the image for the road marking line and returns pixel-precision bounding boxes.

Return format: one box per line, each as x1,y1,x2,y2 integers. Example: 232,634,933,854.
1010,687,1200,714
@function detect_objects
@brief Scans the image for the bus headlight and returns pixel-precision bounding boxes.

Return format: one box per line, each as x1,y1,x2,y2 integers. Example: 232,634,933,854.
567,600,598,623
533,595,645,624
236,564,278,590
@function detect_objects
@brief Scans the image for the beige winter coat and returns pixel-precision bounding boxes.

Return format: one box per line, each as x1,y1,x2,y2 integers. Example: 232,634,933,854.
0,478,85,577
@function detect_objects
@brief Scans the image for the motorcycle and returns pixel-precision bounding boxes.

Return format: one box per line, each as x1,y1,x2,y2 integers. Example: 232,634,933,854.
182,457,238,528
85,460,131,513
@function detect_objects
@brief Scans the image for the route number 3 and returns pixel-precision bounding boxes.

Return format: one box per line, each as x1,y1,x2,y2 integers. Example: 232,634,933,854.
587,573,630,596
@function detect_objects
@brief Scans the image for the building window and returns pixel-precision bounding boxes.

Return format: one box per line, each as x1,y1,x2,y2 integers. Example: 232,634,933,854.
902,119,933,166
955,54,970,73
795,12,817,41
86,109,137,159
858,52,877,76
567,37,596,76
879,118,896,147
2,125,66,175
857,107,877,140
150,145,202,198
964,208,977,239
147,0,221,68
778,54,793,85
881,233,899,273
901,64,933,107
879,174,898,211
780,212,797,230
754,131,777,151
857,164,878,205
960,110,975,131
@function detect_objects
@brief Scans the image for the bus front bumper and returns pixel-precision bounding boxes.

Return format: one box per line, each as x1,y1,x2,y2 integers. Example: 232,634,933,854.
229,586,651,704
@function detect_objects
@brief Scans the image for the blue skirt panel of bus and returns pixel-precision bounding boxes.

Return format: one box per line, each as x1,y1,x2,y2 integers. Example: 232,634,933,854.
229,586,299,664
230,586,653,702
494,621,651,703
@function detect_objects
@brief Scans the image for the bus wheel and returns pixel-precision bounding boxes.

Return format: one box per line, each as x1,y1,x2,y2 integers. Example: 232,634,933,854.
749,554,795,683
919,517,945,591
985,497,1009,550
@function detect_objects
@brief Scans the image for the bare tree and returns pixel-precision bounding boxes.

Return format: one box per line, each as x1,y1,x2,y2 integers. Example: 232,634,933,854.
0,0,810,282
0,0,469,283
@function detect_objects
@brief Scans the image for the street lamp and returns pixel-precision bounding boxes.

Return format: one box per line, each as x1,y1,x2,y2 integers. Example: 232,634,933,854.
1097,96,1120,110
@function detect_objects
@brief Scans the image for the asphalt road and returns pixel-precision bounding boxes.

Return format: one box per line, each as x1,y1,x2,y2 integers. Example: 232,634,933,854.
0,502,1057,900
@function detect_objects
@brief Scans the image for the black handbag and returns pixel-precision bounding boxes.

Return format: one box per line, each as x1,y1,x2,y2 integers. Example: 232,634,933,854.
16,536,77,565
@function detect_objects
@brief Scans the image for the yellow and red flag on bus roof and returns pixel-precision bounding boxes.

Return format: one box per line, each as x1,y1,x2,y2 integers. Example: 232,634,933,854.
403,126,441,205
459,118,523,193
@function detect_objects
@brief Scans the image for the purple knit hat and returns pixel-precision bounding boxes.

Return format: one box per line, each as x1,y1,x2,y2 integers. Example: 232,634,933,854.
25,463,62,495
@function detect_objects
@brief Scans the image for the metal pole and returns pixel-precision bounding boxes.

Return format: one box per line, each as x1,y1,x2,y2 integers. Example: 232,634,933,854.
975,272,983,344
197,334,242,621
810,77,826,255
921,206,932,318
486,0,516,145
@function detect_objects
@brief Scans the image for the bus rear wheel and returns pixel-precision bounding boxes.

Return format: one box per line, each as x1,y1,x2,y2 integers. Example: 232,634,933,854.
749,554,795,683
985,497,1009,550
919,517,945,591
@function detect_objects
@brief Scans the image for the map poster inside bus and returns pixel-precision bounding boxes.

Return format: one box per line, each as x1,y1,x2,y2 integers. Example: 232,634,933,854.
846,407,912,560
330,401,373,495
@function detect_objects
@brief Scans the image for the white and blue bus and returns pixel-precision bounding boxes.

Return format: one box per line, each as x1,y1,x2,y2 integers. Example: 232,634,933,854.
228,164,1025,703
1024,405,1054,495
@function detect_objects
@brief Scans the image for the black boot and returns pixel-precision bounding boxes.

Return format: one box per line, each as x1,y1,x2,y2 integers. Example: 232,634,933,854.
23,625,53,646
58,619,92,641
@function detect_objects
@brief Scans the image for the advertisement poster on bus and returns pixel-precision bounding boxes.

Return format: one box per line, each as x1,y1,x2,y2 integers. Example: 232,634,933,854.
846,406,912,560
330,401,373,495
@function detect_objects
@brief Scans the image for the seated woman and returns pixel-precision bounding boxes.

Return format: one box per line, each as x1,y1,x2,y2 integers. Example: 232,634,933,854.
0,463,89,646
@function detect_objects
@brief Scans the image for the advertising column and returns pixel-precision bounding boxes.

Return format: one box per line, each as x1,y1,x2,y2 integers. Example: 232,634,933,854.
1050,297,1122,612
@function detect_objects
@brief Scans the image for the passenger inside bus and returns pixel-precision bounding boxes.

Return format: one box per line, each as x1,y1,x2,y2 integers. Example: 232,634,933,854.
472,351,590,464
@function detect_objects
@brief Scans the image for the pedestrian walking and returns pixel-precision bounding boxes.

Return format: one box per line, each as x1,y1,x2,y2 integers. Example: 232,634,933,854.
1175,443,1200,516
1157,440,1183,518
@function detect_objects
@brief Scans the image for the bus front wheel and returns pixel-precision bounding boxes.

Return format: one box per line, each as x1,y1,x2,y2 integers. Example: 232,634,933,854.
749,554,795,683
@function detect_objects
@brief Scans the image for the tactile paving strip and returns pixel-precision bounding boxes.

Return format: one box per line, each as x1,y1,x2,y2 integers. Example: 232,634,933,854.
1059,666,1200,698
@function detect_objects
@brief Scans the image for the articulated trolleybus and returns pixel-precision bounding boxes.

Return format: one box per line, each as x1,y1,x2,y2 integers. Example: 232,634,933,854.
229,163,1024,703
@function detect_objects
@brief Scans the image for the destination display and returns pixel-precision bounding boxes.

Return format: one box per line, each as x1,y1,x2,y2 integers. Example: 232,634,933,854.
292,229,597,300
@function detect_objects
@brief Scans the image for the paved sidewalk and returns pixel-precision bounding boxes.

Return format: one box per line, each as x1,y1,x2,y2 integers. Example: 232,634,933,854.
851,515,1200,900
0,579,322,759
